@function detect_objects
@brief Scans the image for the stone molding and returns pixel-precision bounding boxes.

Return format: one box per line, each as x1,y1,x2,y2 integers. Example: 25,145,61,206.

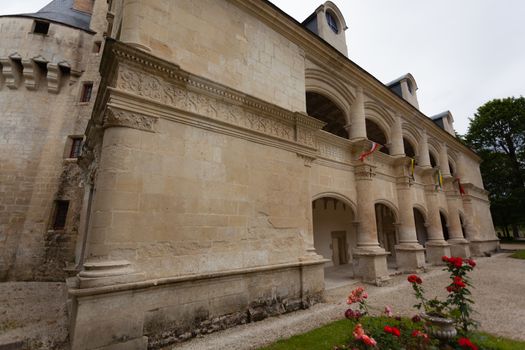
96,40,325,151
103,106,158,132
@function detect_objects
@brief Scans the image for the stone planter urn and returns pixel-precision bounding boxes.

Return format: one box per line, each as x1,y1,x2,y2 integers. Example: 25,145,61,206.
421,313,457,340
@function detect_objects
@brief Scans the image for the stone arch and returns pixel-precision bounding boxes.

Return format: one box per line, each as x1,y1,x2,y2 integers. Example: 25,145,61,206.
305,67,354,121
401,123,421,157
427,142,440,168
312,191,357,215
413,204,428,223
365,101,395,131
306,91,349,138
374,199,399,223
312,192,357,267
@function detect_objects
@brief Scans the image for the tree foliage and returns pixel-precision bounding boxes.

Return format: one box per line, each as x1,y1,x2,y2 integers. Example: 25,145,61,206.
464,97,525,231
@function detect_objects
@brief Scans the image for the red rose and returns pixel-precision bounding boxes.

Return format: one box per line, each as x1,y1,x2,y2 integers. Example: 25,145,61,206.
384,325,392,333
412,330,421,337
442,256,449,262
408,274,421,284
458,337,478,350
467,259,476,267
391,327,401,337
453,257,463,268
446,286,454,293
416,277,422,284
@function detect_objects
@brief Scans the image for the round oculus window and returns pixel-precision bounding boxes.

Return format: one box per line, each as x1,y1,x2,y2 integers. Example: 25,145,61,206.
326,11,339,33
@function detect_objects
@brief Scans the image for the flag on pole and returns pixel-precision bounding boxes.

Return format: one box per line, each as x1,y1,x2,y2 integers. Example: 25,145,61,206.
358,142,381,162
409,158,415,180
456,177,466,195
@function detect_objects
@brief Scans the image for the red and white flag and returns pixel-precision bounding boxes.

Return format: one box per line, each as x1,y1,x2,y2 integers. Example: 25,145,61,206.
358,142,381,162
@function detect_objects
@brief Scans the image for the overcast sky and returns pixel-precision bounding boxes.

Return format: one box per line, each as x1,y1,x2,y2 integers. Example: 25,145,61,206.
2,0,524,134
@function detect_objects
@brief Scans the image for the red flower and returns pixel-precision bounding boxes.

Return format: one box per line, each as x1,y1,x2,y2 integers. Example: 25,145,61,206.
412,330,421,337
458,337,478,350
453,257,464,268
453,276,466,288
384,325,400,337
407,274,422,284
446,285,455,293
411,315,422,323
442,256,449,262
467,259,476,267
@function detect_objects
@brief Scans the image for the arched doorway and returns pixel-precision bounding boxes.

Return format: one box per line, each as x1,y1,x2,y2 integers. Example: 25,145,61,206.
306,92,348,138
413,207,428,247
375,203,397,264
312,197,356,266
366,119,389,154
440,211,450,240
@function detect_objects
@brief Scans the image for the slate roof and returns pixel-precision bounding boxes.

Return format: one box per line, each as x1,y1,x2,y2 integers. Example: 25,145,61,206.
1,0,93,32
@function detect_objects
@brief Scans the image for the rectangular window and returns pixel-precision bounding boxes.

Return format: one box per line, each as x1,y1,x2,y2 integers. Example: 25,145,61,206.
51,200,69,230
80,82,93,102
33,20,50,35
69,137,83,158
93,41,102,53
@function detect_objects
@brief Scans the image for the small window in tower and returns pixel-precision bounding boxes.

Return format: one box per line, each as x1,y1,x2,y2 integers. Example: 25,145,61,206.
93,41,102,53
51,200,69,230
33,20,50,35
80,82,93,102
326,11,339,33
69,137,83,158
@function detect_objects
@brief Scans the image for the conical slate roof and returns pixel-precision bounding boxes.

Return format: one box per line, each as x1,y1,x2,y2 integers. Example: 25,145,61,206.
2,0,92,32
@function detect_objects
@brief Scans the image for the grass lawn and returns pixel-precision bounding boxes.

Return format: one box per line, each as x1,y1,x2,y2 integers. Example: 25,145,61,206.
510,250,525,259
259,318,525,350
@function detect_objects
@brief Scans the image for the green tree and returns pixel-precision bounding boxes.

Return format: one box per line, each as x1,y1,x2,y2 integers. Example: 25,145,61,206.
465,97,525,237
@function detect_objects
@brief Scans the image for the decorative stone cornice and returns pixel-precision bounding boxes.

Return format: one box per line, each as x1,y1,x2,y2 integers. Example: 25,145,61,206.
96,40,326,152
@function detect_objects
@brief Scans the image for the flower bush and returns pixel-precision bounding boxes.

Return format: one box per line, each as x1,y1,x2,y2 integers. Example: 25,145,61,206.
336,256,480,350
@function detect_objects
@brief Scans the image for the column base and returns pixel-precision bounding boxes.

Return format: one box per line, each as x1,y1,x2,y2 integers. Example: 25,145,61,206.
425,241,451,265
353,247,390,286
447,239,471,258
395,244,426,272
469,239,500,256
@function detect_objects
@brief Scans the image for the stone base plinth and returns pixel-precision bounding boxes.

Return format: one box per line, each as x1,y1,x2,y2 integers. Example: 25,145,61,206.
353,248,390,285
469,239,500,256
448,239,471,258
395,244,426,272
425,241,451,265
68,260,326,350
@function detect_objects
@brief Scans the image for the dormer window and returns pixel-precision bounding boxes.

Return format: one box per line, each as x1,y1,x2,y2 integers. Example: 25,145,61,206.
407,80,413,94
326,11,339,33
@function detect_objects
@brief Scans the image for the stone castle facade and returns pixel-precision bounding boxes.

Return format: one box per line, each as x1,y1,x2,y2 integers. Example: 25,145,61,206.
0,1,499,349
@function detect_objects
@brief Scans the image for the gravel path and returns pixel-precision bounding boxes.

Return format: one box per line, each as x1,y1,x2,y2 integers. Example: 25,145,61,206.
171,253,525,349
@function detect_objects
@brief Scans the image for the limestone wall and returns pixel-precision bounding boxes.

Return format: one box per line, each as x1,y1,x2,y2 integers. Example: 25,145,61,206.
0,1,107,280
112,0,306,113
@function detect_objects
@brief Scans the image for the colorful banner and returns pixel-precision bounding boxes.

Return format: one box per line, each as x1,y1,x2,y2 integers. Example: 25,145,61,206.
456,177,466,195
409,158,415,180
358,142,381,162
435,169,443,190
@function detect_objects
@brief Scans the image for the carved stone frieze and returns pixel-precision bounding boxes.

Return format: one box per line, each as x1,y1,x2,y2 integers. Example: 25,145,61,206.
115,64,304,145
354,163,376,180
103,107,158,133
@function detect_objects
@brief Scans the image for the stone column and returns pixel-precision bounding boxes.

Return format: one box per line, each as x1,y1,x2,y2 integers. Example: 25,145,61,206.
424,190,450,264
349,87,367,140
353,163,389,285
418,129,431,168
390,114,405,157
439,143,451,176
446,195,471,257
395,176,425,271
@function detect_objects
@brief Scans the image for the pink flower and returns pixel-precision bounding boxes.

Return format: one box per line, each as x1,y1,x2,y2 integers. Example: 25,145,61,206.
361,334,377,346
353,323,365,340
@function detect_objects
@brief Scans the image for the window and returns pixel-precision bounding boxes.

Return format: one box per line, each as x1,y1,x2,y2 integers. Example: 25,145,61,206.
325,12,339,33
69,137,83,158
93,41,102,53
80,82,93,102
51,200,69,230
33,20,50,35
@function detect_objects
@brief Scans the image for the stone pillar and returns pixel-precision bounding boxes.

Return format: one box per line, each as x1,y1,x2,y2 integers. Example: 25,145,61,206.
349,87,367,140
446,195,470,258
395,176,425,271
418,129,431,168
439,143,451,176
424,191,450,264
353,163,389,285
390,114,405,157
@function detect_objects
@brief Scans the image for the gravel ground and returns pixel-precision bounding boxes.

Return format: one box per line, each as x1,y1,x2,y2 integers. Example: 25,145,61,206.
0,282,69,349
1,253,523,350
172,253,525,350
